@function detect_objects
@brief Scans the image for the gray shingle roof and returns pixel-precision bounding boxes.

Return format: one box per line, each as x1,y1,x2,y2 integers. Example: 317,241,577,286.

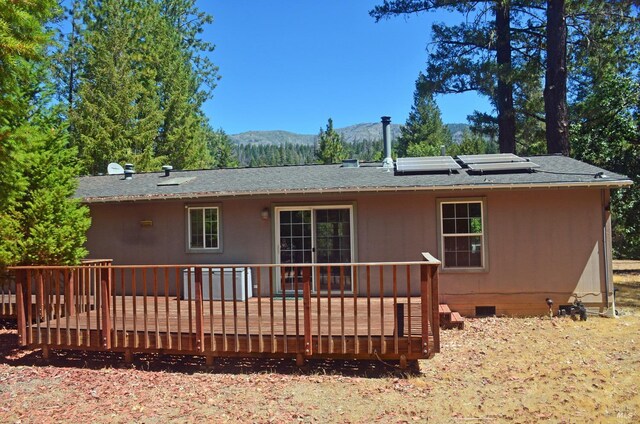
76,155,632,203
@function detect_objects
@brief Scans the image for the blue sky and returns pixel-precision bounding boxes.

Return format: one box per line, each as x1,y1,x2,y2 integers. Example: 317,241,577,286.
199,1,491,135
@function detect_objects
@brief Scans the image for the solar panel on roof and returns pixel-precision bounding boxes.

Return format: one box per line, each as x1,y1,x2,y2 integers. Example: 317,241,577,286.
396,156,461,174
457,153,526,164
457,153,539,174
466,161,540,173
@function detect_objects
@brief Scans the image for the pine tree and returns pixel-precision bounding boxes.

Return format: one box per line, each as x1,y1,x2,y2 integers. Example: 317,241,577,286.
396,82,453,157
371,1,525,153
70,0,164,174
0,0,57,265
208,128,238,168
13,120,90,265
60,0,218,173
316,118,347,164
457,130,488,155
544,0,569,155
570,1,639,257
0,0,90,267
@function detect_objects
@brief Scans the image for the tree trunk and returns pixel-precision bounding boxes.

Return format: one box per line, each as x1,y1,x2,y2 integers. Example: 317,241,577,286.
544,0,570,155
495,0,516,154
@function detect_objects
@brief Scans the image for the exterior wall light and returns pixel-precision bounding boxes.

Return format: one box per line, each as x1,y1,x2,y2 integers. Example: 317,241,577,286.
261,208,270,221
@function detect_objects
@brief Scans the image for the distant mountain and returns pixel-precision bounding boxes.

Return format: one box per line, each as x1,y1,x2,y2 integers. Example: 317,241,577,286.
448,123,469,144
336,122,402,143
229,130,316,146
230,123,468,146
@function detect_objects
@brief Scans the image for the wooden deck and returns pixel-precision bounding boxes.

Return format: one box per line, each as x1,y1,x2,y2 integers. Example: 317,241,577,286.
11,257,441,364
27,296,430,359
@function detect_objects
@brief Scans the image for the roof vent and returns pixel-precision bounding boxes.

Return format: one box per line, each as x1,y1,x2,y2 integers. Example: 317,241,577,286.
381,116,393,169
124,163,135,180
162,165,173,177
342,159,359,168
157,177,195,187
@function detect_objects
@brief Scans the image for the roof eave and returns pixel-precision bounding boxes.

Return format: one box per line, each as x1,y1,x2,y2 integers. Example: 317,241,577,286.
78,179,633,204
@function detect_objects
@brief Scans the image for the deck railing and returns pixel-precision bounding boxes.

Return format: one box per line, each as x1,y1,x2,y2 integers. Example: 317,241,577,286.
1,259,112,318
9,254,440,364
1,270,16,317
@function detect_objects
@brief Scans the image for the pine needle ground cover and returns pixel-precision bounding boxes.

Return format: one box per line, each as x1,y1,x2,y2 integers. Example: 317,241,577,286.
1,262,638,423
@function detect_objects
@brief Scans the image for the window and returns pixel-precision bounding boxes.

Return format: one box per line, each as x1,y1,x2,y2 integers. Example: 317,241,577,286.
439,200,485,269
187,206,220,251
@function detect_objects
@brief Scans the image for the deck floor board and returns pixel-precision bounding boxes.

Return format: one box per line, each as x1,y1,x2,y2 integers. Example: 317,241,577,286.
38,296,425,337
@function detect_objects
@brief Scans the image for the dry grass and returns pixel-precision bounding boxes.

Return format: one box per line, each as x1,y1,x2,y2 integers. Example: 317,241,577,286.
614,260,640,311
0,264,638,423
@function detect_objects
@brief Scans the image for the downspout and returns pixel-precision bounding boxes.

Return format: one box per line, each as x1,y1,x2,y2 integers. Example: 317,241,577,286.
601,188,615,317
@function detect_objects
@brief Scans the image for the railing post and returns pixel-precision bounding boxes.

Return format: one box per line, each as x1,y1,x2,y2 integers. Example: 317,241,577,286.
194,267,205,353
37,272,45,320
100,267,112,349
15,270,27,346
430,266,440,353
420,252,442,357
66,270,75,317
302,266,312,356
420,264,431,357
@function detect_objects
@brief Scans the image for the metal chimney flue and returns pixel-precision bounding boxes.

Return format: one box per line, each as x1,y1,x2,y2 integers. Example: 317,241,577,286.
381,116,393,169
162,165,173,177
124,163,135,180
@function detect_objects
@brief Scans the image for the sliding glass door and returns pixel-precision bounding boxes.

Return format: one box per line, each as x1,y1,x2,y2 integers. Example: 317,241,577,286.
278,209,312,293
276,206,353,294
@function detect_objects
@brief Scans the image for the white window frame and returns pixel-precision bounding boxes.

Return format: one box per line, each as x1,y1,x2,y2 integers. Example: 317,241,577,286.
186,205,222,253
437,198,487,272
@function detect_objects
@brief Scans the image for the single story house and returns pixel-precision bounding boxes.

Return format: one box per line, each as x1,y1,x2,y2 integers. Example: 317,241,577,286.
76,150,631,317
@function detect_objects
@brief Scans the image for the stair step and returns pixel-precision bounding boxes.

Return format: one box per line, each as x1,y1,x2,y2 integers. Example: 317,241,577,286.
448,312,465,330
439,304,452,314
439,304,452,323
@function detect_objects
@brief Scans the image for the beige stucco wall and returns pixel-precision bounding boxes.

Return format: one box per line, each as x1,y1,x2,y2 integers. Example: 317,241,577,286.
85,187,609,316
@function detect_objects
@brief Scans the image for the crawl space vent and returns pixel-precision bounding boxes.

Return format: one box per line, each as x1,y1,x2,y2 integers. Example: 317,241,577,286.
475,306,496,317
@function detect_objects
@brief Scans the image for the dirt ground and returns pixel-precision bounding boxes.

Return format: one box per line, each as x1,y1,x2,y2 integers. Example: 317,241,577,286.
1,262,638,423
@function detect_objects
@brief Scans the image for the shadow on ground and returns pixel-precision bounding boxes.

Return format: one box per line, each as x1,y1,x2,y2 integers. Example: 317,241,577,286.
0,319,418,378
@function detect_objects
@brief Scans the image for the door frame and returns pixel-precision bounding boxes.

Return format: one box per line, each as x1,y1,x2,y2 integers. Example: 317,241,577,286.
274,204,356,294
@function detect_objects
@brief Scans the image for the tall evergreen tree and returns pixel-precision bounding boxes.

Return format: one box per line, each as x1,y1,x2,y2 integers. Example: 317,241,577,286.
457,129,490,155
0,0,90,267
71,0,164,174
570,1,639,257
396,81,453,157
371,1,532,153
59,0,218,174
316,118,347,164
544,0,569,155
208,128,238,168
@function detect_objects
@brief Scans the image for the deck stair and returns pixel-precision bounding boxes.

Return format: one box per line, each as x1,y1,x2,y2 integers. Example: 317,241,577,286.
439,304,465,329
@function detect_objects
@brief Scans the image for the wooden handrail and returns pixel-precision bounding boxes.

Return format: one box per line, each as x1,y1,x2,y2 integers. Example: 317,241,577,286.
9,260,430,270
421,252,442,265
81,259,113,265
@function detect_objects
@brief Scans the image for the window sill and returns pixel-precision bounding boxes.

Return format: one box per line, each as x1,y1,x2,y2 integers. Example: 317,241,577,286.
186,248,223,254
440,267,488,274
